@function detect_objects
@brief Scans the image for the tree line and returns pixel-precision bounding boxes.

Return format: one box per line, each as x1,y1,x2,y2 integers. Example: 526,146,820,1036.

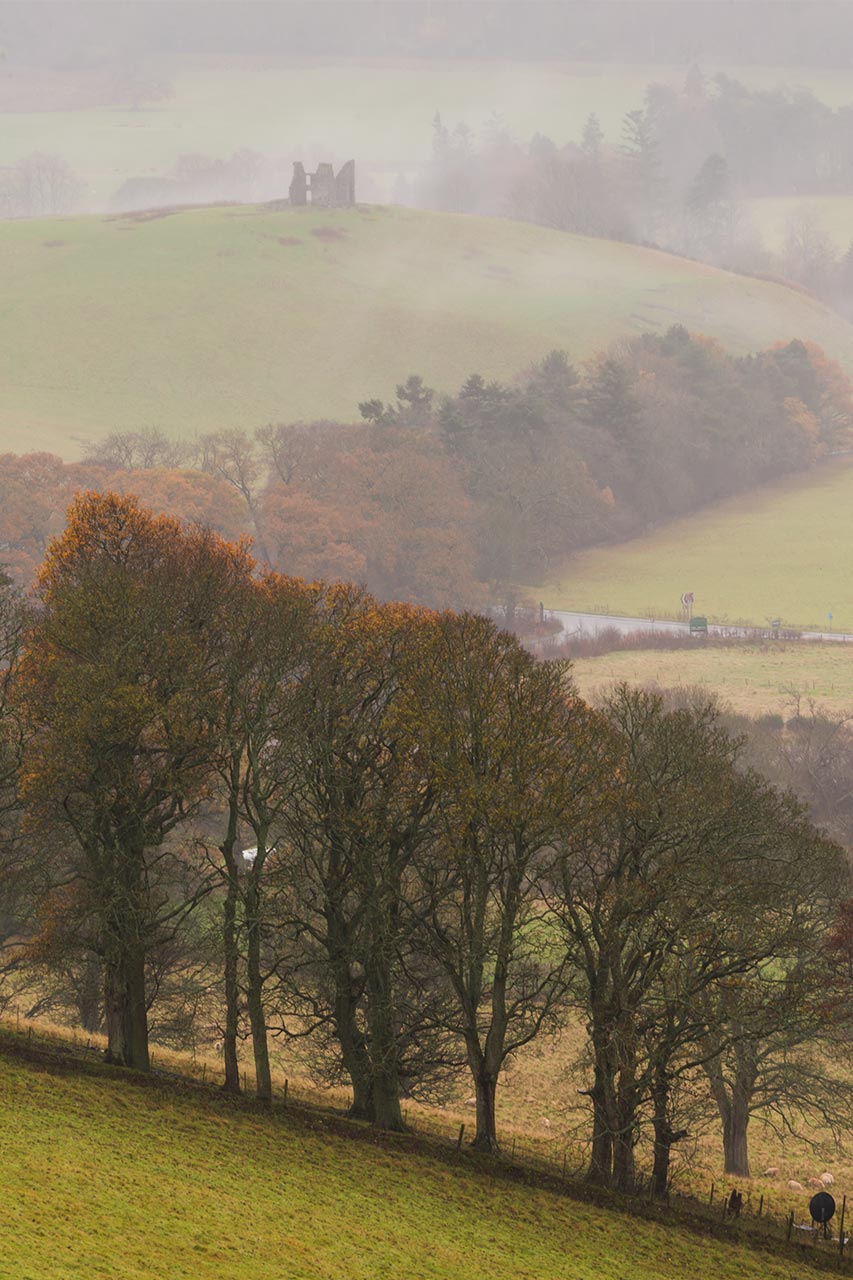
2,330,850,611
0,491,850,1192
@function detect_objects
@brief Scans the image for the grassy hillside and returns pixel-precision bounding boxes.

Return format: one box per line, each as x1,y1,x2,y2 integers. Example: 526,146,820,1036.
5,203,853,456
568,641,853,717
0,1038,821,1280
540,459,853,633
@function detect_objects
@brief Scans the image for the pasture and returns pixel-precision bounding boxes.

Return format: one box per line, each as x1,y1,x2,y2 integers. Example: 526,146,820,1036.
541,460,853,634
567,640,853,717
4,203,853,456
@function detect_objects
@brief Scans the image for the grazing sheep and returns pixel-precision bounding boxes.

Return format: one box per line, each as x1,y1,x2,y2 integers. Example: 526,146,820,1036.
763,1167,779,1177
464,1097,476,1108
807,1178,825,1191
788,1180,804,1191
821,1173,835,1186
541,1117,551,1128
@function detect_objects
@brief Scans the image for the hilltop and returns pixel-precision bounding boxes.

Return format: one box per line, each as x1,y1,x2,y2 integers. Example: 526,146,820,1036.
4,203,853,456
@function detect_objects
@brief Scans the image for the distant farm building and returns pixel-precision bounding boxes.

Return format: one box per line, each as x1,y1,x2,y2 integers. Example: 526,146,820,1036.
289,160,355,208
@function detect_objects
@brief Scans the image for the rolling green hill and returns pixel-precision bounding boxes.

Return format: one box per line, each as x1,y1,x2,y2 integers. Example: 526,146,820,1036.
0,1038,815,1280
539,459,853,633
4,203,853,457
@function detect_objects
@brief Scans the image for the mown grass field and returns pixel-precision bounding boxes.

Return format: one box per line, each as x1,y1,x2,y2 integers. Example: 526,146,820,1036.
540,460,853,634
567,641,853,716
5,203,853,456
5,57,853,209
0,1037,829,1280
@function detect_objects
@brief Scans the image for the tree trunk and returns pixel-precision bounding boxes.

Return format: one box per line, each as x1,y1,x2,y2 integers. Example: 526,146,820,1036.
104,941,149,1070
651,1072,685,1198
471,1067,500,1152
585,1020,621,1185
244,875,272,1102
77,954,102,1034
221,866,241,1093
611,1123,636,1193
706,1046,755,1179
586,1088,614,1184
220,808,242,1093
723,1104,751,1178
365,953,405,1133
611,1073,638,1193
334,979,373,1121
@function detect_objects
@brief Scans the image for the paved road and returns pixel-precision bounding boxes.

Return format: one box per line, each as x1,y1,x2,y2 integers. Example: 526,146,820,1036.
547,609,853,645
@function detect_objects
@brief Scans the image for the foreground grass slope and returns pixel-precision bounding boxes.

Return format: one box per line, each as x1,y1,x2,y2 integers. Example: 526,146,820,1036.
542,459,853,633
0,1046,817,1280
5,203,853,455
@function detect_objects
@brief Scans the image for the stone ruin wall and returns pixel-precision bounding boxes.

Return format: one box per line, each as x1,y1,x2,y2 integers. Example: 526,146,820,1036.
289,160,355,208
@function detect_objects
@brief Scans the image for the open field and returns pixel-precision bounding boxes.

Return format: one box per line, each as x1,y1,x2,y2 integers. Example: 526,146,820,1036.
4,203,853,456
0,1029,832,1280
568,641,853,717
4,57,853,210
745,195,853,253
540,460,853,634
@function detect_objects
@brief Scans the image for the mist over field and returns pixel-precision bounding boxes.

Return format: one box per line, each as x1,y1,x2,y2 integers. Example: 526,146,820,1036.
4,8,853,1279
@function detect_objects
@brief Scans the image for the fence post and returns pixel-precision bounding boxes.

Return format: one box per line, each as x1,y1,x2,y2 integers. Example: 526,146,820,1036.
787,1210,794,1243
758,1194,763,1218
201,1062,206,1084
455,1123,465,1152
840,1195,847,1260
283,1078,289,1104
709,1182,715,1206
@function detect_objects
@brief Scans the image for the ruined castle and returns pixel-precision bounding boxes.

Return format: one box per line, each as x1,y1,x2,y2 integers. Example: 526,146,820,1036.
289,160,355,208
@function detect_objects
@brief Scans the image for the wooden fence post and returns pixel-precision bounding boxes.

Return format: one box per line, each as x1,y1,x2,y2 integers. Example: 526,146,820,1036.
787,1210,794,1243
758,1194,764,1218
283,1078,289,1104
839,1194,847,1259
709,1182,715,1206
455,1123,465,1152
